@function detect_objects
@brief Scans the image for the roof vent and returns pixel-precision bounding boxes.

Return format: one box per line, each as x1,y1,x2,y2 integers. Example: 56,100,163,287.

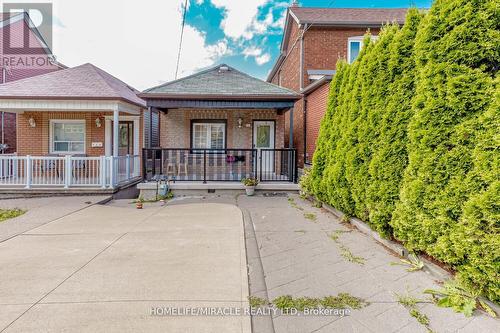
219,65,230,73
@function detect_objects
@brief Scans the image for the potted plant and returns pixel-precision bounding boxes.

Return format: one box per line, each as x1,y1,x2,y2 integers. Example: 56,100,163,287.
241,178,259,196
135,195,145,209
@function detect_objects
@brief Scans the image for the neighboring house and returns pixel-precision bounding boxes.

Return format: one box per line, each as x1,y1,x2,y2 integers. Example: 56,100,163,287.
139,64,301,183
0,63,146,190
267,5,407,167
0,12,64,153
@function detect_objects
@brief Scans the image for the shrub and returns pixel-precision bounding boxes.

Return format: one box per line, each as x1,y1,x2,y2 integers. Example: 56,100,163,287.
308,1,499,302
392,0,499,301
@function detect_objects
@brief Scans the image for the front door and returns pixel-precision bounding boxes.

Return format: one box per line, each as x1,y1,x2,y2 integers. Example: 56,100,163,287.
112,121,134,156
253,121,275,174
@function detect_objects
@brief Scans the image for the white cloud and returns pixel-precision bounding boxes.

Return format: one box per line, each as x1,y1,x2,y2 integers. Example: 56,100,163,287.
243,46,263,58
255,53,270,65
210,0,269,39
242,46,270,66
49,0,228,90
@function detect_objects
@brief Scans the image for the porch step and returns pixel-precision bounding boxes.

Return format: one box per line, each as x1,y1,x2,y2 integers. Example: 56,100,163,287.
137,181,299,199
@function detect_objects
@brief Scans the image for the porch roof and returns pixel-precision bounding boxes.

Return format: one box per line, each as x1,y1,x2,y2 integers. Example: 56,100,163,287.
0,63,146,111
140,64,301,107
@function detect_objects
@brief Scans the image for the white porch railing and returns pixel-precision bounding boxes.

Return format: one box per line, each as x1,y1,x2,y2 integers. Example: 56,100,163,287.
0,155,141,189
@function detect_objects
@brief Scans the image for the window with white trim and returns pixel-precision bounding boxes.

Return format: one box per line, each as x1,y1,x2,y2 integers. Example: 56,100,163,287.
50,120,85,154
348,36,379,64
191,121,226,150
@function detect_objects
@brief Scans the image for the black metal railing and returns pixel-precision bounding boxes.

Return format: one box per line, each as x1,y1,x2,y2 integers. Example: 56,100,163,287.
142,148,297,183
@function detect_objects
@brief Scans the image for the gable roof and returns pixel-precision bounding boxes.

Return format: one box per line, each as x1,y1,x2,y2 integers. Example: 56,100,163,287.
289,7,408,26
266,7,409,82
0,63,146,108
141,64,300,101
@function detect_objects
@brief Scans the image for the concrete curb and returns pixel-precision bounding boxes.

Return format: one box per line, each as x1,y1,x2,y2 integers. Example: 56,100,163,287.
306,196,500,315
320,202,452,281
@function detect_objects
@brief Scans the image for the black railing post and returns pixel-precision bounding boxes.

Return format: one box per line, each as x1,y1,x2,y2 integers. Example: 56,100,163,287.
203,149,207,184
142,148,147,180
259,149,263,182
294,149,298,183
152,149,156,178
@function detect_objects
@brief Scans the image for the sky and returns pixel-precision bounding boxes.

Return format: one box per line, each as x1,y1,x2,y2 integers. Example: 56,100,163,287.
8,0,432,90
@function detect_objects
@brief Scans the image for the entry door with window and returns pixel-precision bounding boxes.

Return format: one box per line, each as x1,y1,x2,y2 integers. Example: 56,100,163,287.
253,121,275,174
111,121,134,156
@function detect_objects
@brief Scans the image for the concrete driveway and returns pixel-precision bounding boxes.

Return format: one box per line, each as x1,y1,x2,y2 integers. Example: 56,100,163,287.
0,202,250,332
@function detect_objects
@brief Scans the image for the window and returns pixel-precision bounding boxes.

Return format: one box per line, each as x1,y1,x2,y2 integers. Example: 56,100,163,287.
348,36,379,64
50,120,85,154
348,41,361,63
191,121,226,150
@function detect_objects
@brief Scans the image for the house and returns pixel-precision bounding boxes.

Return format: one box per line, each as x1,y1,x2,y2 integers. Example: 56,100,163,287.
267,5,407,167
0,12,65,153
139,64,301,183
0,63,146,190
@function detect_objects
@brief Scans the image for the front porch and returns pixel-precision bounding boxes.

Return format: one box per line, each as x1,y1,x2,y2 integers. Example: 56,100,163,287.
142,148,298,183
0,154,141,189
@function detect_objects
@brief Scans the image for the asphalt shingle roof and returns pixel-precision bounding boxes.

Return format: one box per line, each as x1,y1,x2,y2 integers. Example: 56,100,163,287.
0,63,146,107
290,7,408,25
143,64,299,98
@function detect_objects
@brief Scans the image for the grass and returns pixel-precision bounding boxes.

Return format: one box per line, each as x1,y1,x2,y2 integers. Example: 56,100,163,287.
391,253,425,272
395,291,433,331
328,231,365,265
288,197,304,211
303,212,317,222
248,296,268,308
273,293,368,312
0,208,26,223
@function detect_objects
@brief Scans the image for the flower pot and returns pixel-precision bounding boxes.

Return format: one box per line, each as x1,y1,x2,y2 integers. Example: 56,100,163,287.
136,202,143,209
245,186,256,196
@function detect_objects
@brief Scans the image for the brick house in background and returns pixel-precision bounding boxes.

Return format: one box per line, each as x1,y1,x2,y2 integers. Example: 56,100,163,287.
0,12,64,153
267,5,407,167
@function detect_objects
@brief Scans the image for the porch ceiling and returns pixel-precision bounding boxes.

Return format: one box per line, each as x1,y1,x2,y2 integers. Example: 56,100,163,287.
146,98,295,111
0,99,142,115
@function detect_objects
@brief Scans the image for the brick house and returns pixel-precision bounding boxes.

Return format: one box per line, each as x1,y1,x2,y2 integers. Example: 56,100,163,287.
267,5,407,167
0,12,65,153
0,63,146,189
139,64,301,182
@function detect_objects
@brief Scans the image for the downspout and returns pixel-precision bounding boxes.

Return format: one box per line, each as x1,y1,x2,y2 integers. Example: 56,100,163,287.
303,96,307,165
1,68,6,153
299,24,307,90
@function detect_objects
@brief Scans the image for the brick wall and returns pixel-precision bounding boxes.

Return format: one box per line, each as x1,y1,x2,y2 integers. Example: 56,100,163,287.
0,18,63,153
269,17,380,167
159,109,284,149
17,111,144,157
305,82,330,164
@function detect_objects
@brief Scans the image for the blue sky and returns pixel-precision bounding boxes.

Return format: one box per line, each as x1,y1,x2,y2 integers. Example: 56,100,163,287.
50,0,431,89
184,0,432,80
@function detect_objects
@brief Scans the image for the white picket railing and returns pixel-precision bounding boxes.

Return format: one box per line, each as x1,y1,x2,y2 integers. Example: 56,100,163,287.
0,155,141,189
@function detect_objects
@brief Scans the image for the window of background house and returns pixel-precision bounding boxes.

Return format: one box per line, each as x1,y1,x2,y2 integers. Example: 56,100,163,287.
191,121,226,150
51,121,85,153
348,40,361,63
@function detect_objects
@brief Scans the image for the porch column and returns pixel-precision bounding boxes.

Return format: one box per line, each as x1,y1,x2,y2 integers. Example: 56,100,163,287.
289,107,294,148
113,109,119,157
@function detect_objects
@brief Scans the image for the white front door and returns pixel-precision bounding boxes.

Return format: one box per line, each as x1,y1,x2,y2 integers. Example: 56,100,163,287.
253,121,275,175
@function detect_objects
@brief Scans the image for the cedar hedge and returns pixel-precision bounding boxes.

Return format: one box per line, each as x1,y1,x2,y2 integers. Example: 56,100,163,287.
306,2,499,302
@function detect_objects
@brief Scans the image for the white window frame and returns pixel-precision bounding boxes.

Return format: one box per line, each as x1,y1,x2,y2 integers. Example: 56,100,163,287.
191,121,226,150
347,35,378,64
49,119,86,154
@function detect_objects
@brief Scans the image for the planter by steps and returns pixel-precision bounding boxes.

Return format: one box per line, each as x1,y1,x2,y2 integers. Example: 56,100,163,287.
241,178,259,196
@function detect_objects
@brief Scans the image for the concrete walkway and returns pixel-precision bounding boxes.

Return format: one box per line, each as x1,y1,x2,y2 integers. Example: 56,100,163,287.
168,194,500,333
0,201,250,332
0,196,110,242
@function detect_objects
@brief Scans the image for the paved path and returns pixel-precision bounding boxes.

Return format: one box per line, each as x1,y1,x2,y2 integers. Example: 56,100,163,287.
0,201,250,332
0,196,110,242
170,194,500,333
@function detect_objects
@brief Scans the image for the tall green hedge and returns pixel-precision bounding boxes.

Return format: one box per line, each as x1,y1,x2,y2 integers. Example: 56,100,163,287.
306,1,500,302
